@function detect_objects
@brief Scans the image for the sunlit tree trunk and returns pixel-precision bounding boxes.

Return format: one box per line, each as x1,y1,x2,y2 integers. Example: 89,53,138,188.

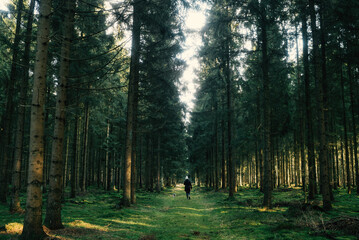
10,0,35,213
20,0,52,238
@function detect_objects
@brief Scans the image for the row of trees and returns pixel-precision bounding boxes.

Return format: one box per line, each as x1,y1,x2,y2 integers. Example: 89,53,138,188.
188,0,359,210
0,0,188,239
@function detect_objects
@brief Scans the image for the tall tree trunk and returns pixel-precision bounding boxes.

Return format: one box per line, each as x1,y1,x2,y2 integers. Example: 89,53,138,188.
122,0,141,207
20,0,52,238
10,0,35,212
301,7,317,200
43,86,52,194
340,66,351,194
131,76,139,203
310,0,331,210
156,135,161,193
139,136,143,188
340,137,346,188
105,121,110,190
214,98,219,191
334,142,339,188
225,15,234,198
260,1,272,209
44,0,76,229
63,126,70,194
70,110,79,198
0,0,24,204
221,100,226,189
347,64,358,194
295,22,306,192
145,135,151,191
320,2,333,203
82,102,89,192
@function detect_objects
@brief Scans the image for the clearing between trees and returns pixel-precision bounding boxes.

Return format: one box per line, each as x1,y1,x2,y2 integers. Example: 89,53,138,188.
1,186,358,239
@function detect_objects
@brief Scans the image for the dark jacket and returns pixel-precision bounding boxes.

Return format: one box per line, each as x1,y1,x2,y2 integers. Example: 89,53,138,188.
184,179,192,193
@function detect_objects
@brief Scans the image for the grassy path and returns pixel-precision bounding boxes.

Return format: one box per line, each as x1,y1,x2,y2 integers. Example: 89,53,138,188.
61,185,228,240
136,185,223,239
1,186,358,239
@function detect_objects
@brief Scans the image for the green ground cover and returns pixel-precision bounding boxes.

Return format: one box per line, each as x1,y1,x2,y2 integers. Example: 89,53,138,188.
0,186,358,239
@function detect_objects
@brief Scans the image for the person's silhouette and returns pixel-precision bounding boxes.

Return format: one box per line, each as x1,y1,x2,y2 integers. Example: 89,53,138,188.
184,176,192,200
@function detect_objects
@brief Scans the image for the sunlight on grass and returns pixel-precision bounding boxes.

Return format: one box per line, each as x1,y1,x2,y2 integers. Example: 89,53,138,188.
67,220,109,231
257,208,283,212
111,219,154,227
4,222,23,234
174,206,207,212
1,187,358,240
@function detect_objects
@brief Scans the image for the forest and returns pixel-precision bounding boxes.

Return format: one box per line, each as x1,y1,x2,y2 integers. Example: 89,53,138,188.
0,0,358,239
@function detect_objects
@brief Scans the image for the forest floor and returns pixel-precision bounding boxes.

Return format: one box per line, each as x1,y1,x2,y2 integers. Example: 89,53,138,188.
1,185,359,239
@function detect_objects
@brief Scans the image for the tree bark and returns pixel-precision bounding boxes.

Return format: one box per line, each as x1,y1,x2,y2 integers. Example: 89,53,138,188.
221,100,226,189
122,0,141,207
10,0,35,212
105,121,110,190
340,66,351,194
44,0,75,229
347,63,358,194
260,1,272,209
145,135,151,191
70,109,79,198
156,135,161,193
82,102,89,192
295,22,306,191
309,0,331,210
300,7,317,200
214,98,219,191
225,12,234,197
20,0,52,238
63,126,70,194
131,69,139,202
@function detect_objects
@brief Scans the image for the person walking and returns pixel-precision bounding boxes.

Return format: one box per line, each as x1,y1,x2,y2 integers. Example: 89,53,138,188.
184,176,192,200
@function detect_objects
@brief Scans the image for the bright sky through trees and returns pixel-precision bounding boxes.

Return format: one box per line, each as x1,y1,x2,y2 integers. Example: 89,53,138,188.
0,1,9,10
179,7,207,117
